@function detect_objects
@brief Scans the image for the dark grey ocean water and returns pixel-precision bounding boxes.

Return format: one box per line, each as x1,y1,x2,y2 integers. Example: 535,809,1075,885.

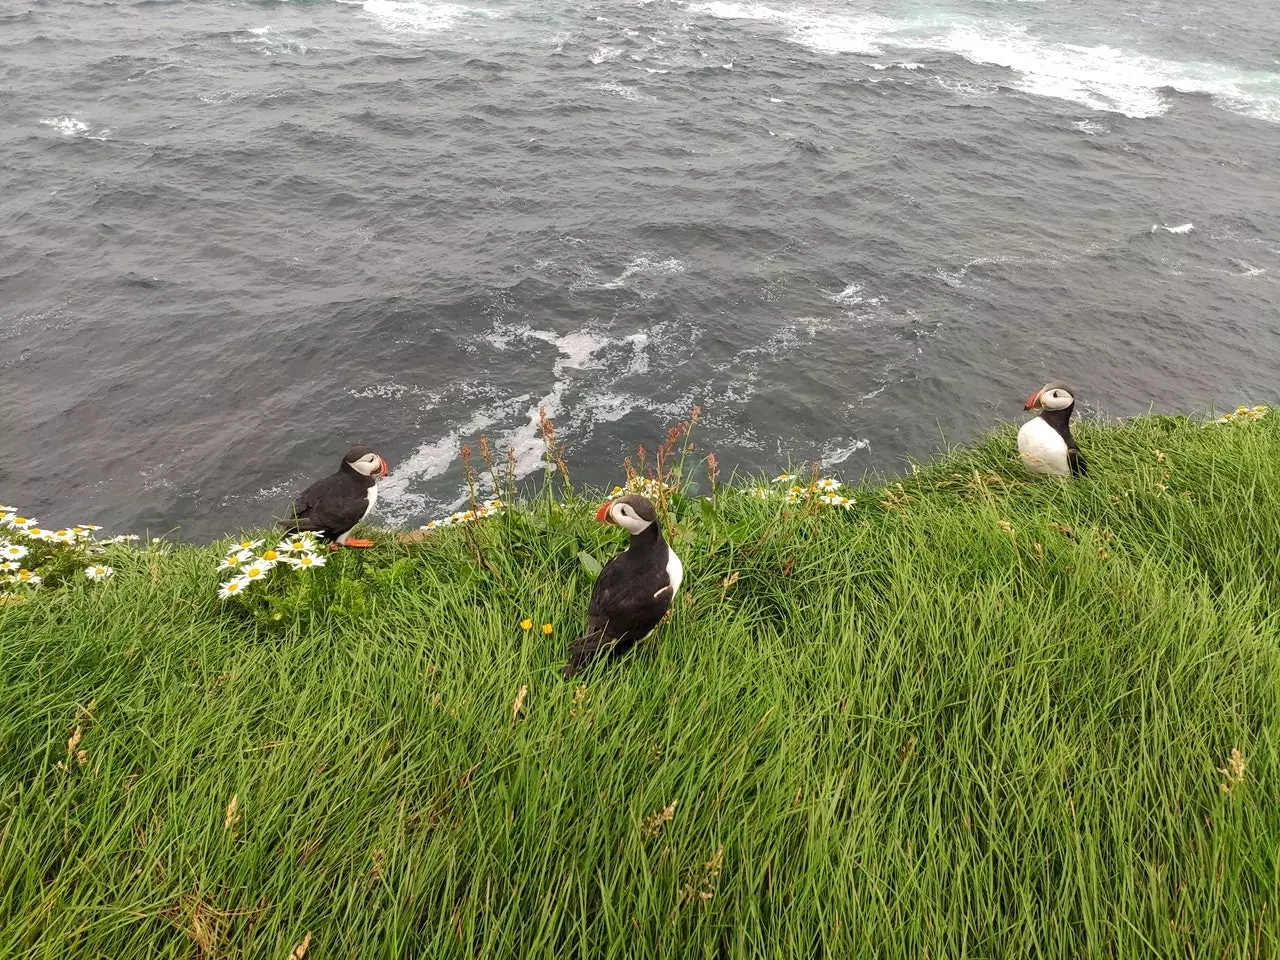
2,0,1278,540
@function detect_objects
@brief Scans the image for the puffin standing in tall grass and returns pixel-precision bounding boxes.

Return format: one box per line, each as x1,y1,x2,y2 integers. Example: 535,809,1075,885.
1018,382,1087,478
563,494,683,678
280,446,390,549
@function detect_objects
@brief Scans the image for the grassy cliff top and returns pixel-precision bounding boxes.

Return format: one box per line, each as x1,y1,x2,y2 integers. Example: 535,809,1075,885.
2,411,1278,958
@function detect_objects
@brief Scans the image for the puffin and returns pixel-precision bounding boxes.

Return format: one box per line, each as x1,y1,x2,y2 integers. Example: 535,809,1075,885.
280,446,390,548
563,494,683,679
1018,382,1087,478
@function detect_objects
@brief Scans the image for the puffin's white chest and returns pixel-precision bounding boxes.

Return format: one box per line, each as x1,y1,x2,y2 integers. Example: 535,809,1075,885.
336,485,378,545
664,545,684,600
1018,416,1071,477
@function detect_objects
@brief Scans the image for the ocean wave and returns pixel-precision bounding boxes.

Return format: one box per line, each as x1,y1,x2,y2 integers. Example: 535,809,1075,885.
690,3,1280,123
1151,223,1194,234
39,116,89,137
587,80,657,103
355,0,497,34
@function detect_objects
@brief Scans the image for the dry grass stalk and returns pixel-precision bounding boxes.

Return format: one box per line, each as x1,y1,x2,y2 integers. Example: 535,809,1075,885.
642,800,677,839
996,519,1015,537
371,849,385,882
1219,748,1245,794
678,847,725,909
511,684,528,722
289,932,313,960
223,794,240,831
570,683,588,720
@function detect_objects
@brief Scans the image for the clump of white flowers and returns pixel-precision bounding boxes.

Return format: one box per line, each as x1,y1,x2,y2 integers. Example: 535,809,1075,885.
745,474,855,509
420,498,505,531
0,506,130,595
1205,404,1269,427
216,533,327,600
607,476,674,501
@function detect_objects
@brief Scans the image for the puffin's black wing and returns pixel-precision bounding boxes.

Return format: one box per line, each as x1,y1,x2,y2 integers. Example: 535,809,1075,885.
1067,446,1087,478
279,475,368,538
564,546,672,677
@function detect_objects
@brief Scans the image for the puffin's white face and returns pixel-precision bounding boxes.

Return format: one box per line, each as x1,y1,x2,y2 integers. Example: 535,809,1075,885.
604,500,654,535
349,452,388,478
1026,384,1075,412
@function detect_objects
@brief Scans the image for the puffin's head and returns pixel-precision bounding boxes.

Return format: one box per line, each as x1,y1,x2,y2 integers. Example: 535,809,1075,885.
343,446,390,478
1025,382,1077,412
596,494,658,534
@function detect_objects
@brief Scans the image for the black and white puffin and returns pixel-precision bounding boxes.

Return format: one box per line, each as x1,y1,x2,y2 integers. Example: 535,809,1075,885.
1018,382,1087,478
563,494,683,679
280,446,390,549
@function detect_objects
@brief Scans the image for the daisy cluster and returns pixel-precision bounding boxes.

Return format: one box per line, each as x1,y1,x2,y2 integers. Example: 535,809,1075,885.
420,497,505,531
1205,404,1269,426
608,477,672,501
216,534,326,600
0,505,131,592
746,474,855,508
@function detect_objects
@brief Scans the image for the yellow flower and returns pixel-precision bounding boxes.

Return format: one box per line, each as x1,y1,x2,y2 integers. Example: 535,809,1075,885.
541,623,553,635
261,548,280,563
520,618,533,631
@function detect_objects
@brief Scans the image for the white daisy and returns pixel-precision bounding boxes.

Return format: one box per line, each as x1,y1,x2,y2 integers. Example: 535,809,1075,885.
6,515,35,529
774,473,796,483
257,548,283,566
0,561,18,572
0,505,15,513
51,529,78,545
240,563,271,583
25,527,52,541
218,577,249,599
819,494,841,505
837,496,855,509
817,478,840,493
1,544,28,561
234,538,264,552
84,565,114,581
13,569,41,587
277,535,317,555
0,513,14,526
287,552,325,570
217,548,254,571
75,524,103,532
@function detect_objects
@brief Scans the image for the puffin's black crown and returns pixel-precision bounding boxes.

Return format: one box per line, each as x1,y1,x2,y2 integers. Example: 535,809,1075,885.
343,446,376,464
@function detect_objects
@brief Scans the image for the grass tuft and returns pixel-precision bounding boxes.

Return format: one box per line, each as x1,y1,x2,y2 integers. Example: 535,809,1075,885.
2,412,1279,957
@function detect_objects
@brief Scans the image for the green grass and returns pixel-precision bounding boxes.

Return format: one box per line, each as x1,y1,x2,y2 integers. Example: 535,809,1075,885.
3,413,1279,958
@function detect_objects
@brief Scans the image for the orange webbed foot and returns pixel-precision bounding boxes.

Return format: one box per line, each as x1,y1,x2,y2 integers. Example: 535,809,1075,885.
342,538,376,548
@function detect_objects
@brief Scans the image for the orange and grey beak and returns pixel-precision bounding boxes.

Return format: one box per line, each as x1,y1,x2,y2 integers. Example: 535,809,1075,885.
596,501,614,524
1024,391,1041,410
378,456,390,477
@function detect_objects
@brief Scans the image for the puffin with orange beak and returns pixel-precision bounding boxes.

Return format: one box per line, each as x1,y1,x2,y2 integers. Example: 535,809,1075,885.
563,494,683,678
280,446,390,549
1018,382,1087,478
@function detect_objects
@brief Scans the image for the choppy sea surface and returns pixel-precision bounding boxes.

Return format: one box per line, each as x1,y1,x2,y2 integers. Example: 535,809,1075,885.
2,0,1278,540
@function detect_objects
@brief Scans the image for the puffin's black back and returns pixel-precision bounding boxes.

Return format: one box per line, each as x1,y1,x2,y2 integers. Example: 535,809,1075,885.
280,451,376,539
1040,403,1088,476
564,521,674,677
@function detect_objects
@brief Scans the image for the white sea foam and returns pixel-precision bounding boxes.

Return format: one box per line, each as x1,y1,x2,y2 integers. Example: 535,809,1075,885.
588,80,656,102
40,116,88,137
828,281,864,306
820,438,870,467
1151,222,1194,234
589,45,622,64
358,0,494,34
598,254,685,289
690,2,1280,123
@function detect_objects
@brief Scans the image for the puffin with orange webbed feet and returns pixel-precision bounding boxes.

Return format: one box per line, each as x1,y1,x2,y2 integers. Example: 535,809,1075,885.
280,446,389,549
563,494,683,679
